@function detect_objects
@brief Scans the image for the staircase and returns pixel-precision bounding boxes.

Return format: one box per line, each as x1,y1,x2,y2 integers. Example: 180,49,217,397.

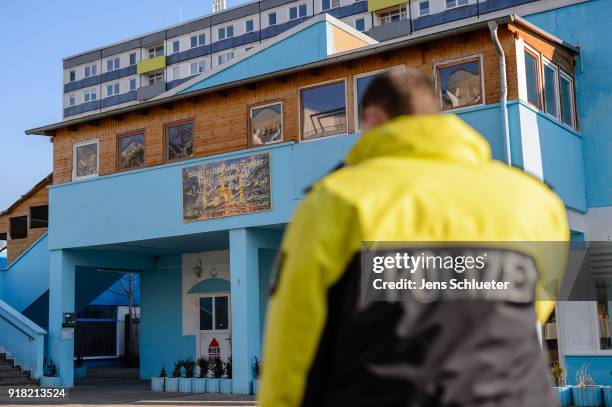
0,353,38,394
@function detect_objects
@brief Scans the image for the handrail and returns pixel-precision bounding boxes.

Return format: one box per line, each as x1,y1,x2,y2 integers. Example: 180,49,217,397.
0,299,46,340
0,312,35,341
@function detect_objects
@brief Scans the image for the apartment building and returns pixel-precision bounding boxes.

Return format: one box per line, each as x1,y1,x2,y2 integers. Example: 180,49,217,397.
62,0,584,120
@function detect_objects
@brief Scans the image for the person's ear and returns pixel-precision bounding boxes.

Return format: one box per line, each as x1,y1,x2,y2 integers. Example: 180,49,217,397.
361,106,390,131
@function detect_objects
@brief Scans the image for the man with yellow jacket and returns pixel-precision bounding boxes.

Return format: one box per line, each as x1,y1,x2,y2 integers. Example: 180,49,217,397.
260,69,568,406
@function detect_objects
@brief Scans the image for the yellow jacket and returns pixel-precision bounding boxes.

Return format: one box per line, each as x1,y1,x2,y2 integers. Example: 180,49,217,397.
260,115,568,407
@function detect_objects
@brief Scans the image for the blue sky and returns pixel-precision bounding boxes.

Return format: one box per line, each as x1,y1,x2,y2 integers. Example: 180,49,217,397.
0,0,246,210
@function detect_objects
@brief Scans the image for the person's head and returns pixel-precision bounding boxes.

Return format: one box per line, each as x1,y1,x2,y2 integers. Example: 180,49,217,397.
360,68,439,131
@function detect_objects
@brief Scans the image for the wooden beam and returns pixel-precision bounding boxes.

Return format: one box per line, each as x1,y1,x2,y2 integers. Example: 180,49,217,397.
161,103,174,110
67,125,79,132
134,109,148,116
112,114,124,122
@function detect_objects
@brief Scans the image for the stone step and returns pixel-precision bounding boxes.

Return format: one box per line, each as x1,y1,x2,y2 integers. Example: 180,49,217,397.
0,376,36,386
0,369,28,378
0,365,16,372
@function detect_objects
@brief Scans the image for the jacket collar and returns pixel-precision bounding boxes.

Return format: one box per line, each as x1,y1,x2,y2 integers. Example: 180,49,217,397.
345,115,491,166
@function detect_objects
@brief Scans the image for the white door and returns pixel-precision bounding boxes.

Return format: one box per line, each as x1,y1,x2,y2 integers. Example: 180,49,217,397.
196,293,231,360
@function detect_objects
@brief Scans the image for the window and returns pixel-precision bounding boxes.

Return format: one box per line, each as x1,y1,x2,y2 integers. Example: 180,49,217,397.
419,1,430,16
172,66,180,80
524,49,541,108
250,102,283,146
246,19,254,33
129,52,137,65
289,4,307,20
106,83,120,97
173,40,180,54
165,120,194,161
446,0,468,8
436,57,483,110
84,64,97,78
73,139,99,180
118,132,145,170
355,18,365,32
300,80,347,140
218,25,234,40
69,95,76,106
9,216,28,240
106,57,120,72
379,5,407,24
69,70,76,82
199,295,229,331
148,72,164,85
30,205,48,229
322,0,340,10
354,69,394,130
559,71,576,127
190,60,205,75
83,89,97,102
129,78,137,91
218,27,226,40
217,52,234,65
148,45,164,58
268,12,277,26
191,33,206,48
543,60,559,118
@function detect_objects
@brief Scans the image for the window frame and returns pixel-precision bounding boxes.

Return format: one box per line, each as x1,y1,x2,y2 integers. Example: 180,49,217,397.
9,216,28,240
72,138,100,181
164,118,195,163
248,99,285,148
542,57,561,120
523,45,542,109
129,78,137,91
69,95,76,106
245,19,254,33
268,12,277,26
378,5,407,24
69,70,76,82
355,17,365,32
419,0,430,16
106,57,120,72
434,54,485,111
322,0,340,11
148,45,164,58
353,65,406,131
29,205,49,229
559,69,577,129
289,3,307,20
148,71,164,85
129,52,137,65
298,78,349,142
172,40,180,54
117,129,146,172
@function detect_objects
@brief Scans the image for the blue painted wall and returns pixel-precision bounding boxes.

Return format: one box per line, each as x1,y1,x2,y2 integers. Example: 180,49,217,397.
527,0,612,208
565,355,612,386
140,255,195,379
181,21,330,94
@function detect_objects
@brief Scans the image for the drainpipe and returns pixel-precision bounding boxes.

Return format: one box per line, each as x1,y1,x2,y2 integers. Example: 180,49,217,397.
488,21,512,167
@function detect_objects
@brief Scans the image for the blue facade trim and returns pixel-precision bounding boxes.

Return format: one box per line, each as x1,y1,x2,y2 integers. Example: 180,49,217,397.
326,1,368,19
64,65,137,93
100,90,137,108
211,32,262,53
478,0,539,14
63,99,101,118
413,4,478,31
167,77,193,90
167,45,211,65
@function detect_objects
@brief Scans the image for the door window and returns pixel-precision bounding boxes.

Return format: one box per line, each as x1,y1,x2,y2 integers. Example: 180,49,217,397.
199,295,229,331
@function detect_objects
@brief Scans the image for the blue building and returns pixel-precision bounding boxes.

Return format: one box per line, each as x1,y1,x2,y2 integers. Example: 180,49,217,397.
0,0,610,395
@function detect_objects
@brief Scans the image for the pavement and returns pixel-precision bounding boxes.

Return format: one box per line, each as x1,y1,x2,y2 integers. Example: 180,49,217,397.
0,368,257,406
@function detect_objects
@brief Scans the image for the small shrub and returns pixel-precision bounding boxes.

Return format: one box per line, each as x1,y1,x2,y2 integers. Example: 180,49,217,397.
183,358,196,378
253,356,262,379
172,360,183,378
224,357,232,379
211,357,224,378
159,366,167,377
551,362,565,387
197,356,210,378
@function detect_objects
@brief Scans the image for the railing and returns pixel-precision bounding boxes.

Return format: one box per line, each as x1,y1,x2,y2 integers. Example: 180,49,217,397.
0,299,46,379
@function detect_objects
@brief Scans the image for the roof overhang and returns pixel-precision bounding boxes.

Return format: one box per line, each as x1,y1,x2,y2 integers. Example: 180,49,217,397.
0,173,53,216
26,14,578,136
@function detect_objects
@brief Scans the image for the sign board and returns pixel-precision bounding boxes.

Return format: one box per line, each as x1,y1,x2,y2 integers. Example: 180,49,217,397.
182,153,271,221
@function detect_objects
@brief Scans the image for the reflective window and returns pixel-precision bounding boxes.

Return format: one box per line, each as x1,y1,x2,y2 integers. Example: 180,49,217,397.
9,216,27,239
130,78,137,91
74,140,99,179
246,19,254,32
214,296,229,330
199,297,213,331
173,40,180,53
129,53,136,65
560,72,575,127
419,1,429,16
524,50,540,108
69,70,75,82
268,12,277,26
355,71,385,130
30,205,49,229
355,18,365,32
251,102,283,146
301,81,347,140
118,132,145,170
322,0,340,10
543,62,558,118
166,121,194,161
437,58,482,110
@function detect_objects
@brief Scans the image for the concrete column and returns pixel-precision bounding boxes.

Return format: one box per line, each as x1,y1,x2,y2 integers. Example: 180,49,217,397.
229,228,260,394
48,249,76,387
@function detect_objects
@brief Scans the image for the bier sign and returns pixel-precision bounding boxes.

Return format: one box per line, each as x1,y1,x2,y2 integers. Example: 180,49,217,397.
182,153,271,221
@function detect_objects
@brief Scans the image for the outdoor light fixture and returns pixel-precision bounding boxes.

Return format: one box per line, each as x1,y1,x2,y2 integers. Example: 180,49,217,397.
193,253,203,278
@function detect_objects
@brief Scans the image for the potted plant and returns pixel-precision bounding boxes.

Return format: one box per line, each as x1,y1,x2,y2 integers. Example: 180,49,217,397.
40,358,61,388
193,356,210,393
179,358,195,393
165,360,182,392
151,366,166,392
74,355,87,379
207,357,223,393
572,364,603,407
220,357,232,394
252,356,262,395
551,362,572,407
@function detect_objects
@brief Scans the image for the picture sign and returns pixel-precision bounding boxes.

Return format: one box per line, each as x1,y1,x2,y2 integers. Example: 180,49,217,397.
182,153,271,221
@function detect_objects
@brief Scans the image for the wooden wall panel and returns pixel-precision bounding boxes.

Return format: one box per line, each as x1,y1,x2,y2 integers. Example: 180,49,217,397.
51,26,571,185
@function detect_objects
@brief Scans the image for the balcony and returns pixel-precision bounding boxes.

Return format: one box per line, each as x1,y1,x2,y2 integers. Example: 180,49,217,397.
136,81,167,101
136,55,166,75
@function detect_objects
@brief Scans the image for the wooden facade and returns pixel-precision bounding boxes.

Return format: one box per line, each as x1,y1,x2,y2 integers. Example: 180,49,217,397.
48,23,574,184
0,175,51,265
